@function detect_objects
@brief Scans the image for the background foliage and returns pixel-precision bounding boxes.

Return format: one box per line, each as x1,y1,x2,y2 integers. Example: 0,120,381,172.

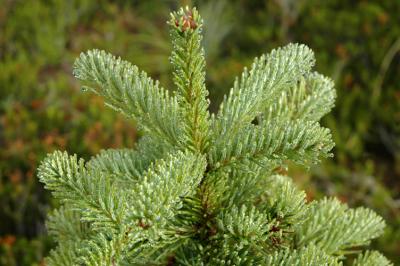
0,0,398,265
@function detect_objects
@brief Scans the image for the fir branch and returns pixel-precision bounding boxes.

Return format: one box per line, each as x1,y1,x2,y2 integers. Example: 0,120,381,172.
78,233,125,266
208,119,334,171
174,240,205,265
87,135,174,182
124,238,190,265
213,43,315,141
87,148,147,181
120,152,207,264
86,134,169,180
216,205,271,244
47,205,90,243
46,241,80,266
353,251,393,266
202,165,272,212
73,49,182,147
296,198,386,255
260,175,307,228
126,151,207,237
263,72,336,122
169,7,211,152
203,205,277,265
264,244,341,266
38,151,126,232
205,238,263,265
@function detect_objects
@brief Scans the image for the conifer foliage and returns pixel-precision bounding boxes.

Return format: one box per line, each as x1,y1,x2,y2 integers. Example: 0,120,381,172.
38,6,392,266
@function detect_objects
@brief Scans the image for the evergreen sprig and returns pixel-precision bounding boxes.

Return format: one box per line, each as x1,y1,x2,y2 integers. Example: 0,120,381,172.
38,6,392,266
169,7,211,152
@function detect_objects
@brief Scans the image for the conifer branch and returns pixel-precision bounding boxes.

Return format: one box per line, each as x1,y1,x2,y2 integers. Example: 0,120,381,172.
126,151,206,235
296,198,386,255
216,205,271,246
78,233,125,266
169,7,210,152
47,206,90,243
208,119,334,171
73,50,182,147
353,251,393,266
213,43,315,141
264,244,341,265
86,135,169,182
260,175,307,227
46,241,80,266
202,165,273,213
263,72,336,122
87,149,147,181
38,151,126,232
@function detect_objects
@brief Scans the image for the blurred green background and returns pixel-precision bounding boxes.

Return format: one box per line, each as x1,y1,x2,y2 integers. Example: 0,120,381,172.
0,0,399,265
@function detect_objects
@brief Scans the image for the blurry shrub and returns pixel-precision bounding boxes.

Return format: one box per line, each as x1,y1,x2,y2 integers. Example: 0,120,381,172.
0,1,137,264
